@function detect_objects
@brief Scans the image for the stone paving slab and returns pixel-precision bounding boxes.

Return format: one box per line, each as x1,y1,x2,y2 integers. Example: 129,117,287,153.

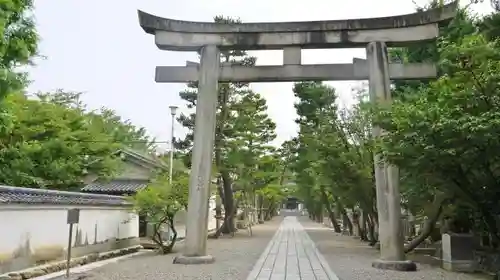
246,216,338,280
62,217,283,280
298,216,487,280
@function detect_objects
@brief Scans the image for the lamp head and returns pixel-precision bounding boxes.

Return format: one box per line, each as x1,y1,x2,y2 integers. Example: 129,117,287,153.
169,105,178,116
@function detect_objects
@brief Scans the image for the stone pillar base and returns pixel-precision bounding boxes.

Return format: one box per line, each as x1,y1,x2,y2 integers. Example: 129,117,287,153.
173,255,215,265
372,259,417,271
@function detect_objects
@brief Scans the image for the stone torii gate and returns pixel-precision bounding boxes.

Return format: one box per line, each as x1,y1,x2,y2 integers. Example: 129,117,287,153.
138,2,457,269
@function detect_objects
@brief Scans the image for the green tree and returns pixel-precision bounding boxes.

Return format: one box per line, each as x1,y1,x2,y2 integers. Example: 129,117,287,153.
0,90,156,189
0,92,120,188
255,183,285,220
131,170,189,254
88,107,156,152
290,82,376,241
0,0,39,99
176,16,277,236
373,3,500,250
377,31,500,244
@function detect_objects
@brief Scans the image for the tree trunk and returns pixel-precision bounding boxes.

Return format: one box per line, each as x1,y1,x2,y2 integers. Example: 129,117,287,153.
404,196,448,253
351,209,360,237
257,195,264,221
213,171,236,237
480,209,500,248
367,214,377,245
152,216,169,254
340,208,353,235
265,201,277,220
315,209,323,223
359,210,368,241
213,78,235,237
163,218,178,254
319,189,341,233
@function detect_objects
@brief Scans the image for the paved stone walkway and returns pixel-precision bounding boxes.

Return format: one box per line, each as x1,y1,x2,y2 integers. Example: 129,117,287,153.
246,216,338,280
299,217,487,280
61,217,284,280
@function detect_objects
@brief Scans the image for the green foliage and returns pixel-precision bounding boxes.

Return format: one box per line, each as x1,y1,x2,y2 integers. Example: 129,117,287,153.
131,171,189,254
0,0,155,190
375,5,500,241
378,31,500,235
0,90,154,189
0,92,116,188
0,0,39,99
288,82,375,222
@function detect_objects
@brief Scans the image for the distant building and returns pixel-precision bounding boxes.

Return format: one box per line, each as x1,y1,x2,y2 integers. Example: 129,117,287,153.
81,148,167,236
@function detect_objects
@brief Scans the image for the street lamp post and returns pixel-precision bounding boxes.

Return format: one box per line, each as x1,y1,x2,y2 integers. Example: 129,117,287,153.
169,105,178,185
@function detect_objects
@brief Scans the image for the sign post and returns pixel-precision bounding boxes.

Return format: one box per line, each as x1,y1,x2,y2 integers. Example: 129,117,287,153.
66,208,80,278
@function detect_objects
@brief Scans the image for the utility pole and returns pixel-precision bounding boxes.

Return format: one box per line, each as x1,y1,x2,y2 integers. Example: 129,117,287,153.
169,105,178,185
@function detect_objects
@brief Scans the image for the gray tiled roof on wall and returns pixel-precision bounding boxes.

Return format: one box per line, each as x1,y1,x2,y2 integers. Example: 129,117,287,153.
81,179,148,194
0,185,131,206
121,148,167,169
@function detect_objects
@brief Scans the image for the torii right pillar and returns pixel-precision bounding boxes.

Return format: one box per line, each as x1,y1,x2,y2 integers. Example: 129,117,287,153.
367,41,416,271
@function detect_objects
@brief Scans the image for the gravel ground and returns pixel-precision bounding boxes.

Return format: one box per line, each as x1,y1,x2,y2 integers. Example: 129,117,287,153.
298,217,488,280
70,217,283,280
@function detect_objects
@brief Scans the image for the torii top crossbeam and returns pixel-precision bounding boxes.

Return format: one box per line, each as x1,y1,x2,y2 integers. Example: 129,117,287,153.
138,2,458,51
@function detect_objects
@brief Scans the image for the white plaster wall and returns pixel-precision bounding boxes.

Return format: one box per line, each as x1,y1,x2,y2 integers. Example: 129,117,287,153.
0,205,138,254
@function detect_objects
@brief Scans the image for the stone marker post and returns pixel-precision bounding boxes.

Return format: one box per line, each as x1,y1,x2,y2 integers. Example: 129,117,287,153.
442,233,476,272
173,45,220,265
367,41,415,271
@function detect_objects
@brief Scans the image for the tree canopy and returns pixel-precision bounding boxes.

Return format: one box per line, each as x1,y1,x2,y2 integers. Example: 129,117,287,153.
1,0,38,99
0,90,157,189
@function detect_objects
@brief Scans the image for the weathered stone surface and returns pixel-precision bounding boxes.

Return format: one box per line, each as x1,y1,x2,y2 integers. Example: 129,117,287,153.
152,25,440,51
442,233,476,272
372,259,417,271
172,255,215,265
155,62,437,83
137,2,457,34
138,2,458,51
367,41,407,266
178,45,220,262
65,272,91,280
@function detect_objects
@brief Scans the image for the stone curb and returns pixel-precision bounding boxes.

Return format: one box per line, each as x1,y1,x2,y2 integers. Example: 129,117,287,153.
0,246,143,280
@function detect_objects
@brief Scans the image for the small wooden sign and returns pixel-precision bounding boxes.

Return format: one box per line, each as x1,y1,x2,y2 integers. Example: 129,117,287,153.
67,208,80,224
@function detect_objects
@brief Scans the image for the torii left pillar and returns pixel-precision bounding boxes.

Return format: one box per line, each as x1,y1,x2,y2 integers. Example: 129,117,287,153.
173,45,219,264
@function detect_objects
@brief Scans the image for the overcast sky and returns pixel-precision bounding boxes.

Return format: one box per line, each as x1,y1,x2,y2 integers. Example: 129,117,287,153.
29,0,493,150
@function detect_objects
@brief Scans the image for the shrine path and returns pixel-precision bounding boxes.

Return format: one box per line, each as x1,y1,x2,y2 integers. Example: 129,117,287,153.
43,212,485,280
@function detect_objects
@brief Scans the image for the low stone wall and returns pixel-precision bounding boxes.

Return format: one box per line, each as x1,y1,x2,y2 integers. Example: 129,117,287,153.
1,245,142,280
